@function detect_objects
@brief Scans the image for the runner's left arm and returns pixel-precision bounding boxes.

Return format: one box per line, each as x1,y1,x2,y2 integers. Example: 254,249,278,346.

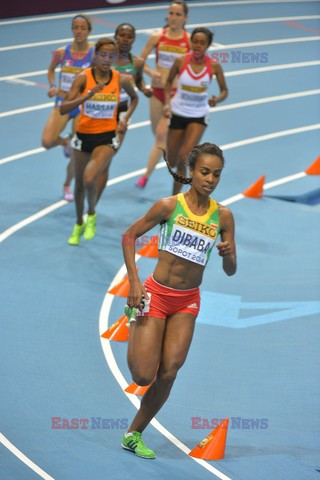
117,75,139,133
209,62,228,107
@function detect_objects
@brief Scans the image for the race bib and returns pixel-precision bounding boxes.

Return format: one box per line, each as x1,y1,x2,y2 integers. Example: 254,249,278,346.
179,90,208,109
84,93,117,119
165,224,215,266
60,66,82,92
157,44,187,69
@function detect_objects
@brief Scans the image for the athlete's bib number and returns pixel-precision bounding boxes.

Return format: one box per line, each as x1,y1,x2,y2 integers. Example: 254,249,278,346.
84,101,117,119
165,224,215,266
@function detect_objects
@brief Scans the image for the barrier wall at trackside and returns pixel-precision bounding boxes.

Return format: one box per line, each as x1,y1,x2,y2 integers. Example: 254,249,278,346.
0,0,160,20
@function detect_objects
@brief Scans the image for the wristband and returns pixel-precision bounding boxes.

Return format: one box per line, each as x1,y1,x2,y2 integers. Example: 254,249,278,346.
49,83,56,89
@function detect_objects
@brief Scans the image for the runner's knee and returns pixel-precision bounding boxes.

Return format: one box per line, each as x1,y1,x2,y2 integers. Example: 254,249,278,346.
41,135,54,149
132,371,155,387
157,361,183,384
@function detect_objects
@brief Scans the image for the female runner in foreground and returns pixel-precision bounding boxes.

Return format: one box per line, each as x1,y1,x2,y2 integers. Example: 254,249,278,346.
121,142,236,458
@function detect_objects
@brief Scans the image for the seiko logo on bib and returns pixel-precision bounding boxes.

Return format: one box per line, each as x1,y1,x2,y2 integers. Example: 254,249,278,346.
176,215,218,239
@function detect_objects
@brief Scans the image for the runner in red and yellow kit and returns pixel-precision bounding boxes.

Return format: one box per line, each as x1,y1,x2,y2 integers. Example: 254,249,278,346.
60,38,138,245
135,1,190,188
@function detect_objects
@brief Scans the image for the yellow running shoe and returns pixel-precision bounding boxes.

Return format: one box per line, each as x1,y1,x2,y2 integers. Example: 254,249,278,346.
68,223,85,246
83,213,96,240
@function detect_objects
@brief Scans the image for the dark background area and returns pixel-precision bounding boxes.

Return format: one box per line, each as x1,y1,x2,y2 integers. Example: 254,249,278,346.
0,0,160,20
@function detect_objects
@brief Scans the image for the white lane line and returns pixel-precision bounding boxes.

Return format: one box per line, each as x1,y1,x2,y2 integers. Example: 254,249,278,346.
1,93,319,164
225,60,320,76
0,36,110,52
1,37,319,82
0,124,318,479
4,78,47,88
0,433,55,480
263,171,307,189
0,69,60,82
220,123,320,150
1,80,319,121
0,200,66,242
217,172,307,205
5,78,36,86
0,0,319,26
1,123,318,241
0,102,53,119
0,148,45,166
212,89,320,110
0,16,319,51
210,36,320,50
1,54,318,89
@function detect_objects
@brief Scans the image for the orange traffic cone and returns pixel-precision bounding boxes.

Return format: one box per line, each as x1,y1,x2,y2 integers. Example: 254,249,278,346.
242,175,265,198
108,270,137,297
101,314,129,341
125,382,151,396
189,418,229,460
137,236,159,258
305,156,320,175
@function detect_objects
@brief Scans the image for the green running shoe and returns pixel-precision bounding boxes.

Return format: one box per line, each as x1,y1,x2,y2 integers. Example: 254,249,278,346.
121,432,155,459
83,213,96,240
68,223,85,246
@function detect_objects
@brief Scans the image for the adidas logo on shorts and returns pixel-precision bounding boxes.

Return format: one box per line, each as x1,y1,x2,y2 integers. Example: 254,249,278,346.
187,303,198,309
